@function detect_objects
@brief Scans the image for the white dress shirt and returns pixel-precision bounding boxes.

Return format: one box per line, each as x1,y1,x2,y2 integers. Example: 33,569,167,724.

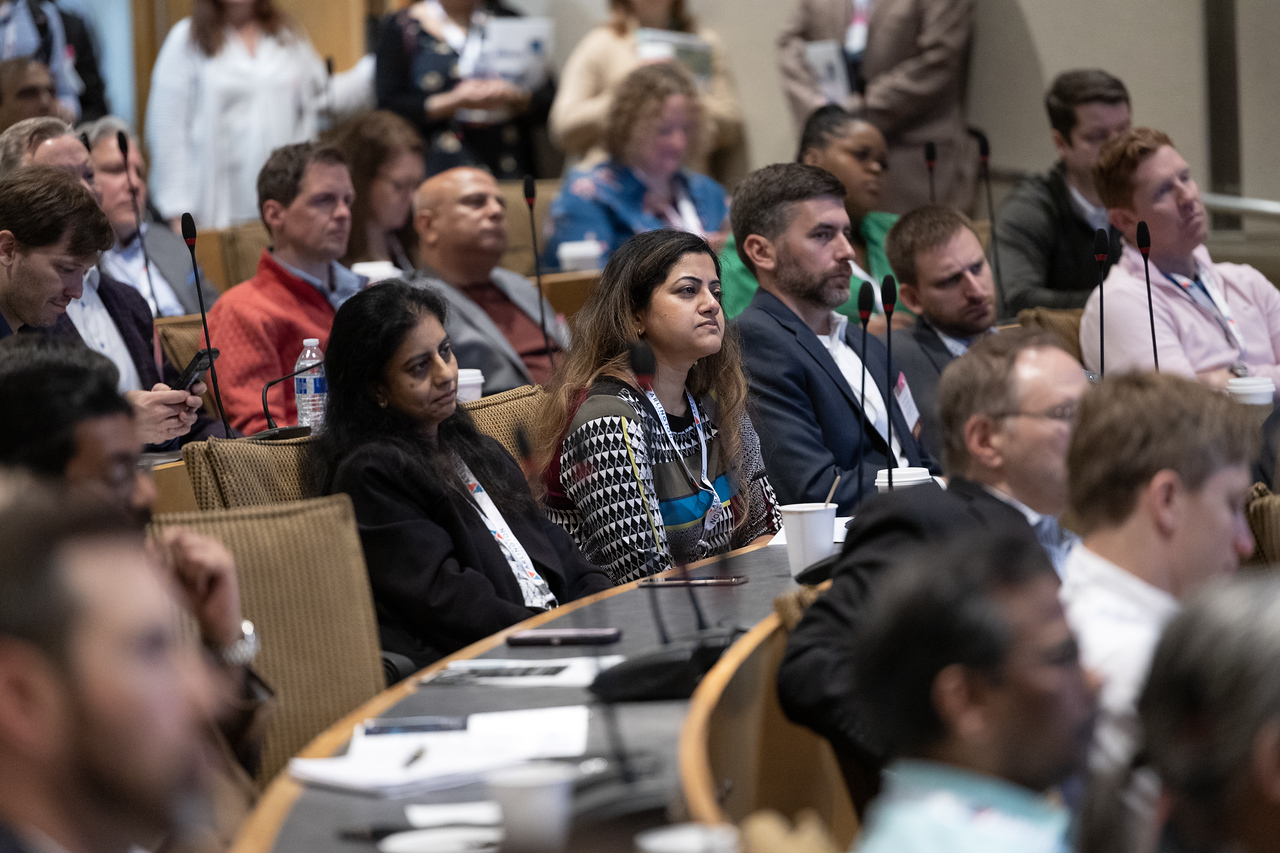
99,224,186,317
817,313,909,467
65,269,143,394
1059,545,1179,774
1067,181,1110,234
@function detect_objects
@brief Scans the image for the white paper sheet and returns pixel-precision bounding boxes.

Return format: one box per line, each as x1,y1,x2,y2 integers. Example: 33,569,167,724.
422,656,625,688
804,40,851,104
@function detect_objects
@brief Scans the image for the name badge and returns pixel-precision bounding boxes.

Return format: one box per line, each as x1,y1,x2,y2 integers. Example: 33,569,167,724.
894,373,922,438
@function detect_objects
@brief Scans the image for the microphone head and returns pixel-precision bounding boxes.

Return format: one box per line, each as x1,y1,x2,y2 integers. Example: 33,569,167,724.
880,275,897,320
325,57,335,76
181,213,197,247
1093,228,1110,263
628,340,656,389
116,129,129,158
522,174,536,207
857,280,875,325
924,141,937,165
1136,221,1151,255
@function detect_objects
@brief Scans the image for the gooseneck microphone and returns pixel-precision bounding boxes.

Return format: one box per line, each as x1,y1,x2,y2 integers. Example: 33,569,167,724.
924,141,937,204
968,128,1002,298
856,281,874,507
1094,228,1110,377
180,214,233,439
1136,221,1158,371
116,132,160,319
523,175,556,370
259,363,318,439
325,57,335,123
881,275,897,492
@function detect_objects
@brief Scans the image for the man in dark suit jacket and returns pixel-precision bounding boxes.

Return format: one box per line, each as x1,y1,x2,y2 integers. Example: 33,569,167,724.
777,328,1088,808
883,205,998,460
733,163,934,514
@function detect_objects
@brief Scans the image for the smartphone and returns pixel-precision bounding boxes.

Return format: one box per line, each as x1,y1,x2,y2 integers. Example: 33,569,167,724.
176,348,219,392
362,715,466,735
636,575,747,588
506,627,622,646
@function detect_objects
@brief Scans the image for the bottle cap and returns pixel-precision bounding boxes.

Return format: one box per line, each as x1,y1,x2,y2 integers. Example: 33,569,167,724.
303,338,320,347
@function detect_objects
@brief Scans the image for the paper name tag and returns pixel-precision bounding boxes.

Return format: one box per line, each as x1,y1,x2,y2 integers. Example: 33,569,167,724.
895,373,922,438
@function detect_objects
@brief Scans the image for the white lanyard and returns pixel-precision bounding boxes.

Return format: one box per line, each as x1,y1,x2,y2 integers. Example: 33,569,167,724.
456,459,557,610
1167,262,1247,356
643,389,724,531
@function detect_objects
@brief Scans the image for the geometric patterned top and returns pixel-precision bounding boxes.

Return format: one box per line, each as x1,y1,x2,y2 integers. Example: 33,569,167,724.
547,380,781,584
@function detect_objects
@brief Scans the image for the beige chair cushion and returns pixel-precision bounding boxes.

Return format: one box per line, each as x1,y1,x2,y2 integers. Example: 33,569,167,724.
1016,307,1085,364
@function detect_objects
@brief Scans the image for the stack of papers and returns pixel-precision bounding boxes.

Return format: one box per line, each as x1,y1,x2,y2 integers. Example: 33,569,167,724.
289,705,590,795
423,656,625,688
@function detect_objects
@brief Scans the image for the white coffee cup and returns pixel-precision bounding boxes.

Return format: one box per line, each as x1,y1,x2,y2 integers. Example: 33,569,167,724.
874,466,934,494
485,763,576,853
457,369,485,403
634,823,738,853
779,503,837,578
1227,376,1276,406
556,239,603,273
350,260,404,283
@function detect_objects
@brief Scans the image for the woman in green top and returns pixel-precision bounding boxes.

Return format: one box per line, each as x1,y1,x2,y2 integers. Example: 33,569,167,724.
720,106,905,331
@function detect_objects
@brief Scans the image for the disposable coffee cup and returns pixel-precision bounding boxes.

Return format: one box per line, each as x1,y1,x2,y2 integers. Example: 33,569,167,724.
485,763,576,853
457,369,485,403
634,823,738,853
779,503,837,578
349,260,403,283
874,466,934,494
556,239,604,273
1227,376,1275,406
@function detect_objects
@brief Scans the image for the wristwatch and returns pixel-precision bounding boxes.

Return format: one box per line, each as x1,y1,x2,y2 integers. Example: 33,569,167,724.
219,620,259,667
1230,363,1250,378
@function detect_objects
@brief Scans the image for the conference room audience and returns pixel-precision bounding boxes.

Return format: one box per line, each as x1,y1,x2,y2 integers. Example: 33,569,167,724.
0,338,274,852
376,0,554,181
1086,577,1280,853
0,57,59,133
146,0,372,229
326,110,425,274
777,329,1087,807
0,0,78,119
851,534,1097,852
309,281,612,667
776,0,976,213
409,166,566,393
733,163,933,514
209,142,367,435
542,63,728,272
1061,372,1256,780
538,229,781,584
83,116,222,317
1081,128,1280,396
718,105,903,324
884,205,999,461
549,0,744,184
995,69,1129,314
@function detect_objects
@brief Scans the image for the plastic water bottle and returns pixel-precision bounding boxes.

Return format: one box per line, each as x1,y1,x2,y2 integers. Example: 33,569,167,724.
294,338,327,430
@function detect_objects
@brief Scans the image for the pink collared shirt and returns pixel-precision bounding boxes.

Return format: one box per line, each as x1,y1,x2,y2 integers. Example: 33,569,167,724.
1080,243,1280,398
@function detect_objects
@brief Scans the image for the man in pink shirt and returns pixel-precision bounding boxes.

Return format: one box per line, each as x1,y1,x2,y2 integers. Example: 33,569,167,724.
1080,127,1280,396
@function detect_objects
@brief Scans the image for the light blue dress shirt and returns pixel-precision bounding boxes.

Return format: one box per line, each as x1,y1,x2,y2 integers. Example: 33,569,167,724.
273,254,367,312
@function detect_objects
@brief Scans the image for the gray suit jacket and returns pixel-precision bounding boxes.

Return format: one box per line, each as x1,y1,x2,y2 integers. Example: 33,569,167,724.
884,317,956,463
410,266,569,395
145,216,222,315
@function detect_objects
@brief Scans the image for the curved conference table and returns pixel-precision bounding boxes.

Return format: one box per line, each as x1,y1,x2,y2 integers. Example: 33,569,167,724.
231,541,799,853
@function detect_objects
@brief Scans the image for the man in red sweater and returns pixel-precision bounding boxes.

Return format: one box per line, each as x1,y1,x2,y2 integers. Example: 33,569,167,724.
208,143,366,434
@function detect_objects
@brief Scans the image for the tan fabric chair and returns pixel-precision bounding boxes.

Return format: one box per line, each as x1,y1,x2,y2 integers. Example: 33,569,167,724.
497,178,559,276
1016,307,1085,364
182,436,315,511
149,495,385,782
772,580,832,633
464,385,546,461
1247,481,1280,566
537,269,600,319
194,221,272,292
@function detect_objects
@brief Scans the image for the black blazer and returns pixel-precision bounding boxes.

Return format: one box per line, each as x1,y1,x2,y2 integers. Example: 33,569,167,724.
735,288,936,515
776,478,1039,765
330,438,614,667
0,823,29,853
884,316,956,463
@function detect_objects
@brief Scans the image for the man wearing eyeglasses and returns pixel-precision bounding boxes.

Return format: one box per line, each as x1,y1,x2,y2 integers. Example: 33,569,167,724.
777,328,1087,809
884,204,999,462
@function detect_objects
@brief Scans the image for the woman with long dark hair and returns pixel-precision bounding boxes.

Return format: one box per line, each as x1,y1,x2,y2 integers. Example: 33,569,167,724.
309,281,611,666
537,229,780,584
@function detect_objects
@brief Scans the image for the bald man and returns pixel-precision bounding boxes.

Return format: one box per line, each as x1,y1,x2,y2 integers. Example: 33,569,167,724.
409,167,567,394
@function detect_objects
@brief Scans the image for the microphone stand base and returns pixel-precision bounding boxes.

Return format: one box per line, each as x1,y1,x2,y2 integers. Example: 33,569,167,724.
588,626,743,702
247,425,312,441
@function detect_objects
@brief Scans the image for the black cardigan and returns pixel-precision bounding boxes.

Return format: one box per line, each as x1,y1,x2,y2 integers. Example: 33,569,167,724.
329,437,613,666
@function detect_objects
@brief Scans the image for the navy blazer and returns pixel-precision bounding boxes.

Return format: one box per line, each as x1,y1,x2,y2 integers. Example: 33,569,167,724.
883,317,957,463
735,288,935,514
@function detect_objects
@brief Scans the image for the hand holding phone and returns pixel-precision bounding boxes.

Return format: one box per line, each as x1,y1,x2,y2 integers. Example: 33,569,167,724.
177,348,219,392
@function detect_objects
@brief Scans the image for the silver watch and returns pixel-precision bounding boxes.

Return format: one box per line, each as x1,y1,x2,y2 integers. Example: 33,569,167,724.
219,619,259,667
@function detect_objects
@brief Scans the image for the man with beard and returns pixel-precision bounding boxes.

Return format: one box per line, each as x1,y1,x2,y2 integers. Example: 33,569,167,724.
734,163,935,513
0,335,272,853
884,206,999,461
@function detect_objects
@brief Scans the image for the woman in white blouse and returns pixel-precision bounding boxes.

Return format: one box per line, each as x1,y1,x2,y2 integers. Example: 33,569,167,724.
146,0,372,230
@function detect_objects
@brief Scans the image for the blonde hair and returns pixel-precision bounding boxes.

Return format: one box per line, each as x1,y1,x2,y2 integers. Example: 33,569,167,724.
605,63,701,165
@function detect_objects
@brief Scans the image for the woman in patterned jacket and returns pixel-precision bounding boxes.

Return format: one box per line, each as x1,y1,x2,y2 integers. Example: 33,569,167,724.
538,229,781,584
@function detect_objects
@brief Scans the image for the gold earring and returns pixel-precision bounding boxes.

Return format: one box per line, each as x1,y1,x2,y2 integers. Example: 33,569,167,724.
377,398,388,408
